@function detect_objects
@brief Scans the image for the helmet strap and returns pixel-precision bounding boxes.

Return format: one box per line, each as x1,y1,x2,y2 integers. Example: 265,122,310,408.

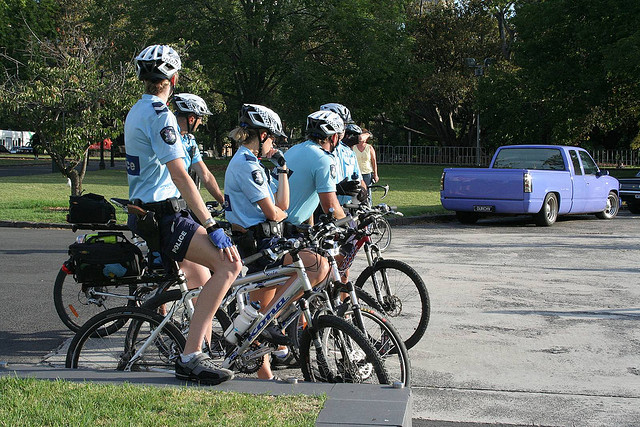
257,131,269,159
169,74,177,97
187,115,197,134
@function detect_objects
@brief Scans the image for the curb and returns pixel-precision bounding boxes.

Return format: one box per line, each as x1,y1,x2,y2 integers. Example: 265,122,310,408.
0,214,456,230
0,364,412,427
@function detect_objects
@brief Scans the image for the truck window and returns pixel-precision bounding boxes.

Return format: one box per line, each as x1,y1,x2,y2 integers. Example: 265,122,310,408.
492,148,565,170
569,150,583,175
578,151,599,175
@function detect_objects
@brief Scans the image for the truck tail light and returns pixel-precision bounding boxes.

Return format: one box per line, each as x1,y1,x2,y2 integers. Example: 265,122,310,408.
523,172,532,193
440,172,445,191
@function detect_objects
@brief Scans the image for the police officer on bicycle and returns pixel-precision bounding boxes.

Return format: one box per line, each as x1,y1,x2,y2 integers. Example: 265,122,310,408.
125,45,241,385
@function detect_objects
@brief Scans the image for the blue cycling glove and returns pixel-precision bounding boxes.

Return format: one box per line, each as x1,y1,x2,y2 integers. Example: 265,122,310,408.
207,227,233,249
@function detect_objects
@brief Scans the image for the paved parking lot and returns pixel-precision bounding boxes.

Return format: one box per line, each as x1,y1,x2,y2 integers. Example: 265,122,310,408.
376,212,640,426
1,211,640,425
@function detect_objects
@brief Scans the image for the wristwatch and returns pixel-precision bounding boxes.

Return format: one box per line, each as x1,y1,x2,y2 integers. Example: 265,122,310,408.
203,217,217,228
276,168,288,174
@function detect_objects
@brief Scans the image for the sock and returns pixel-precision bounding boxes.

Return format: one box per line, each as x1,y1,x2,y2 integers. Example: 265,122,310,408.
273,347,289,358
180,351,202,363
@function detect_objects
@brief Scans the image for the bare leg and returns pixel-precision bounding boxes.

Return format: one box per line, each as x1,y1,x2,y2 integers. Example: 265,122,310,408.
182,229,242,355
254,250,329,380
180,259,214,346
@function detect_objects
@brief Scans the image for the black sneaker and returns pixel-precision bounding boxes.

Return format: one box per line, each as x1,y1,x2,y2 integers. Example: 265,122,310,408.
259,324,289,346
271,349,300,369
175,353,234,385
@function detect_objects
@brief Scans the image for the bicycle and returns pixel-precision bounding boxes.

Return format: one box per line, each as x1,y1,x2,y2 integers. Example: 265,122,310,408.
141,213,411,386
339,204,431,350
292,222,412,386
53,222,162,333
367,184,394,252
66,214,390,385
54,198,224,333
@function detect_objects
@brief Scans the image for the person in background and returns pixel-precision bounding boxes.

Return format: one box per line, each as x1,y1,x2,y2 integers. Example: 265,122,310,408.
353,129,379,203
125,44,242,385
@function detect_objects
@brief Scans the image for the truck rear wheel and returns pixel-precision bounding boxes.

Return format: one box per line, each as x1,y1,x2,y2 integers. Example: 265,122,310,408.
534,193,558,226
456,211,478,224
595,191,619,219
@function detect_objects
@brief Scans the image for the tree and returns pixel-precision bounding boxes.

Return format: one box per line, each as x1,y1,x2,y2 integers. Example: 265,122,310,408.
0,4,139,195
115,0,413,144
479,0,640,149
406,0,502,147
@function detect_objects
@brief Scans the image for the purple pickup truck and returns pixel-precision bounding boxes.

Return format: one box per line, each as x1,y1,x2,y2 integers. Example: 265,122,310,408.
440,145,620,226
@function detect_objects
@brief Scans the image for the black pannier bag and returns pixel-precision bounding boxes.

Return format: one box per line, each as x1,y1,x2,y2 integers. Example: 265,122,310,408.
68,232,143,283
67,193,116,224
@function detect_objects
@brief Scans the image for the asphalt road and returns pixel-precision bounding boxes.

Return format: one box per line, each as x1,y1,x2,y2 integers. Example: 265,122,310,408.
1,211,640,425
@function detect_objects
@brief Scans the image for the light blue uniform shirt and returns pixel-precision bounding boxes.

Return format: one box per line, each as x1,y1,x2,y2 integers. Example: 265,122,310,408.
275,140,337,225
181,133,202,172
334,141,362,205
125,94,183,203
224,146,274,228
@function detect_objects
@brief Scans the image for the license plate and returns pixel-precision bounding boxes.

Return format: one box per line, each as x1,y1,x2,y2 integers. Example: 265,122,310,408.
473,205,495,212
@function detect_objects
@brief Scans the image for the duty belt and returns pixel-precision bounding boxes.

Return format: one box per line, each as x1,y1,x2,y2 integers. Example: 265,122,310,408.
139,197,187,217
232,221,284,239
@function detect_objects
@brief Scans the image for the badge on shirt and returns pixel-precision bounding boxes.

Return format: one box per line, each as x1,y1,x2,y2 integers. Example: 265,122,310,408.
330,164,337,179
160,126,177,145
252,170,264,185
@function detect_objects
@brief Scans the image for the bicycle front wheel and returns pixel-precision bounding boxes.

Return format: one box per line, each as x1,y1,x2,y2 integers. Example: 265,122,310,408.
370,217,392,252
299,315,389,385
355,259,430,350
66,307,185,372
53,267,138,333
337,305,411,387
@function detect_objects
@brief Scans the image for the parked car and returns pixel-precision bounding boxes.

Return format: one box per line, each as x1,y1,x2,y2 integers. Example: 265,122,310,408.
618,172,640,213
440,145,620,226
14,145,33,154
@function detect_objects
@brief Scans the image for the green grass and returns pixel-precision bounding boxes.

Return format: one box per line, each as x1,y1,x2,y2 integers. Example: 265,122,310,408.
0,376,323,426
0,158,447,223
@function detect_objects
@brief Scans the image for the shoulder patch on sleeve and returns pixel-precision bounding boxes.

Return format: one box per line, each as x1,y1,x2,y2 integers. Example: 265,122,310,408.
252,170,264,185
160,126,177,145
330,163,337,179
244,153,257,161
152,102,169,115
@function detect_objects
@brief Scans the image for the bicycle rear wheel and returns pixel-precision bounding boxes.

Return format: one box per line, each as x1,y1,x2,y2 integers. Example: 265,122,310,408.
355,258,430,350
66,307,185,372
53,266,140,333
299,314,389,385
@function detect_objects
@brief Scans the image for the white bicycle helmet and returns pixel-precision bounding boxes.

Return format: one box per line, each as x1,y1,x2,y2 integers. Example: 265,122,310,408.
135,45,181,81
239,104,286,137
306,110,345,138
173,93,212,116
320,103,353,124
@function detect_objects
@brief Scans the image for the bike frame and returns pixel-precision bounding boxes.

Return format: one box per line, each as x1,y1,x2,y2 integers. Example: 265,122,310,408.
124,252,322,371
